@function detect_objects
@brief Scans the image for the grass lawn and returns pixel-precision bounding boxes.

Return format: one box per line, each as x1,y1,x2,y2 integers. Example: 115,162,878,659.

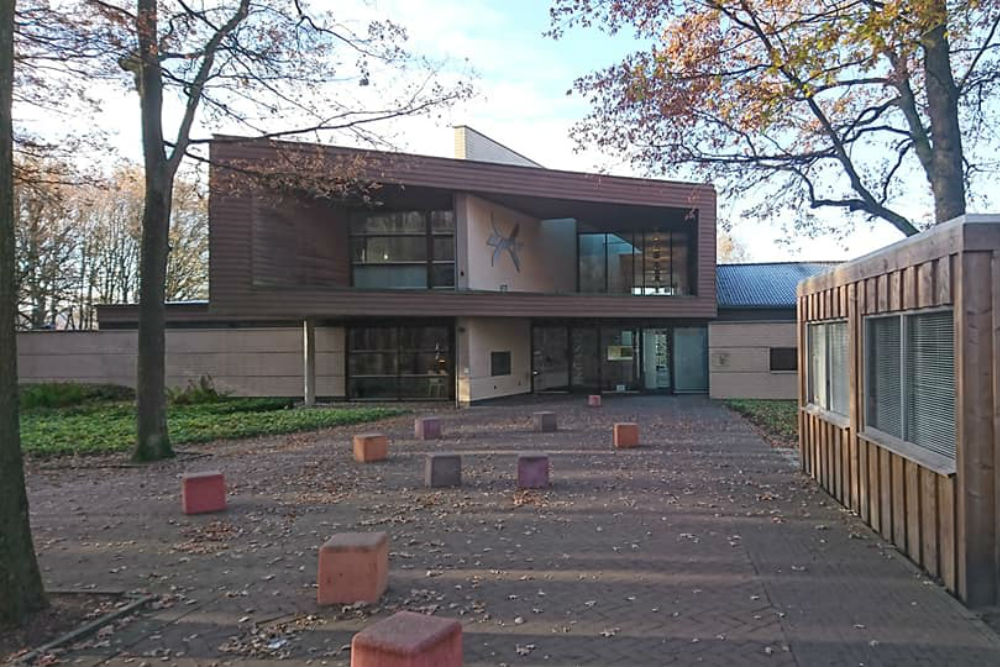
21,396,405,457
724,399,798,447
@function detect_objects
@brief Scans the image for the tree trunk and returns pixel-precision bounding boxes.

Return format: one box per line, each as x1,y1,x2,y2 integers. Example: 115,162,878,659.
133,0,174,462
0,0,47,626
923,4,967,224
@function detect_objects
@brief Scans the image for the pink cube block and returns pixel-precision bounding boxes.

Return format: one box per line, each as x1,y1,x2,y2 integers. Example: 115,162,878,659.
588,394,602,407
318,532,389,605
614,422,640,449
414,417,442,440
181,471,226,515
351,611,462,667
517,453,549,489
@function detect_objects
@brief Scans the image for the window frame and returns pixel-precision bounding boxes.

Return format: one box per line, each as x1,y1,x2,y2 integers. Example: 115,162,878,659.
349,210,455,290
806,319,848,416
490,351,512,377
862,307,955,463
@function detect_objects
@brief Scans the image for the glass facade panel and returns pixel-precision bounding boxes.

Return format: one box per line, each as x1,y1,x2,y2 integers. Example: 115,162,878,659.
578,234,606,293
351,210,454,290
353,265,427,289
532,326,569,391
351,211,426,234
351,236,427,263
605,234,635,294
570,327,600,389
601,327,639,391
674,327,708,392
578,230,693,295
347,324,452,401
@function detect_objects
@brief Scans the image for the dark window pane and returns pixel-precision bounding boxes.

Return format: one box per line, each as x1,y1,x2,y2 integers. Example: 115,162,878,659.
353,265,428,289
430,210,455,233
398,326,450,351
348,377,398,399
398,376,450,399
433,237,455,261
578,234,606,293
670,233,691,296
352,236,427,263
399,351,450,376
430,262,455,288
491,351,511,376
606,233,635,294
351,211,426,234
349,327,397,351
867,316,902,437
349,352,397,376
769,347,798,371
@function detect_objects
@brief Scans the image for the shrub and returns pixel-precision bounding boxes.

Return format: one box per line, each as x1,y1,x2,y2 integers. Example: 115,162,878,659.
167,376,231,405
19,382,134,409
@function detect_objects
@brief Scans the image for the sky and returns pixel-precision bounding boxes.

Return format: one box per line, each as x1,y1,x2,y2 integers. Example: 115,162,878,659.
52,0,958,264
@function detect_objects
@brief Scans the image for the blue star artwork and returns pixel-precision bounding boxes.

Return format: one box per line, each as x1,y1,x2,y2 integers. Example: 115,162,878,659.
486,220,523,272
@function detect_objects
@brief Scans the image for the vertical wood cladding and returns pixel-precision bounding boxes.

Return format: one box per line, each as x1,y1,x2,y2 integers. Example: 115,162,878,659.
797,218,1000,606
207,137,717,319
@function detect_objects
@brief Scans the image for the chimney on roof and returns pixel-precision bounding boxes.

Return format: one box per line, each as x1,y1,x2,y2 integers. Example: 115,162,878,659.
452,126,543,168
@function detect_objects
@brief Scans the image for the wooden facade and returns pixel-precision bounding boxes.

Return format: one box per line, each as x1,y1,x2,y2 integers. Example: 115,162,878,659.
206,137,718,320
797,215,1000,606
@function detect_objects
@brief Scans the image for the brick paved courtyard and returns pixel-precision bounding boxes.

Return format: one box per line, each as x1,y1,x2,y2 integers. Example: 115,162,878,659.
25,396,1000,666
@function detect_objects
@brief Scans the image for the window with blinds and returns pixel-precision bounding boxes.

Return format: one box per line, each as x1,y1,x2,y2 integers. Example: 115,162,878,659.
864,310,955,460
806,321,848,416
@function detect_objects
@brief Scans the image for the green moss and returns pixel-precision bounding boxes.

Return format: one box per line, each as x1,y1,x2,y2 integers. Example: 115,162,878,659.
724,399,798,445
21,399,405,457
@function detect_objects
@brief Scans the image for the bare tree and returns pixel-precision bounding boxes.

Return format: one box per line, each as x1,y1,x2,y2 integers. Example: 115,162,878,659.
550,0,1000,236
1,0,46,628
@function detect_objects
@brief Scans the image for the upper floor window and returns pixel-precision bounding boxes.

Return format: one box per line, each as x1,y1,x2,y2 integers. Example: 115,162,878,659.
865,311,954,459
578,230,693,296
350,210,455,289
808,321,848,415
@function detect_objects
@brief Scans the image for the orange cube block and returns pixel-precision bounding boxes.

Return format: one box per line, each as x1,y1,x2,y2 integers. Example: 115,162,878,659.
317,532,389,605
181,471,226,515
351,610,462,667
614,422,640,449
353,433,388,463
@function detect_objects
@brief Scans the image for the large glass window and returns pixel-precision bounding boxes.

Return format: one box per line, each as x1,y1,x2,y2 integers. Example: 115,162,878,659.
808,321,848,415
350,210,454,289
578,230,693,295
348,324,452,400
865,311,954,459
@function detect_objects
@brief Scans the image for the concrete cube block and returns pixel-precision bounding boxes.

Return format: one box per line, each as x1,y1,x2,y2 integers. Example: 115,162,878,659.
354,433,388,463
587,394,602,408
517,453,550,489
351,610,462,667
533,411,557,433
614,422,640,449
414,417,442,440
181,471,226,515
425,453,461,488
317,531,389,605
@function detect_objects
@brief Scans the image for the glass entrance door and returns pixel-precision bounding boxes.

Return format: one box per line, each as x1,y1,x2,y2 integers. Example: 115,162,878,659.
601,327,640,392
531,326,570,392
674,326,708,393
642,329,672,391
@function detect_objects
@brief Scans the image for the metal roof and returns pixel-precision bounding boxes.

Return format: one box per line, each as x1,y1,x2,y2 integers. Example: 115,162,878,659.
717,262,838,309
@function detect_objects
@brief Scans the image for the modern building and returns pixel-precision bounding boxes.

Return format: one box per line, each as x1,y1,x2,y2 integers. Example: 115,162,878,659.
17,128,832,404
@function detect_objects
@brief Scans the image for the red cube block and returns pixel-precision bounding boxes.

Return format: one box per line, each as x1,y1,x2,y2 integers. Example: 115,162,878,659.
354,433,388,463
351,610,462,667
587,394,602,407
181,471,226,515
614,422,640,449
318,532,389,605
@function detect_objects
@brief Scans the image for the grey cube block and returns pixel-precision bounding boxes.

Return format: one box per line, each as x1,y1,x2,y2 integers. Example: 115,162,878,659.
534,411,557,433
425,452,462,488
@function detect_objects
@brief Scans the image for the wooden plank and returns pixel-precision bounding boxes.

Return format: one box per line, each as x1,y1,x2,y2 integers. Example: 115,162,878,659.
939,475,956,593
892,454,906,548
880,447,892,540
889,270,902,311
865,279,877,315
877,274,889,313
922,468,939,577
906,461,921,561
936,255,952,305
859,439,869,520
834,425,843,502
954,251,996,605
917,261,935,308
869,443,881,532
902,265,918,310
842,429,851,504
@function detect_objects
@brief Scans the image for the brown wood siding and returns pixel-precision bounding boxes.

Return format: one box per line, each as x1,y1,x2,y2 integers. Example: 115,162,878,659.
207,139,717,320
251,197,349,288
797,217,1000,606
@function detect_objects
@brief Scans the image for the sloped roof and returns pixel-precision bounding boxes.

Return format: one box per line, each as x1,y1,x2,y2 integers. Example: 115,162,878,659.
717,262,838,309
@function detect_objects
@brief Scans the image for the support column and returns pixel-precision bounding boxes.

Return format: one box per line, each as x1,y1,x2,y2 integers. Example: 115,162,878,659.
303,318,316,407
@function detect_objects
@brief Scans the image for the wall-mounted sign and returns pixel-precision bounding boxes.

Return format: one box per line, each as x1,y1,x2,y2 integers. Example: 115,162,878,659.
607,345,634,361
